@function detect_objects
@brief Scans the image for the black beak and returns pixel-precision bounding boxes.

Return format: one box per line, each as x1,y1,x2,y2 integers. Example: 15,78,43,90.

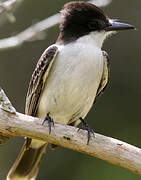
105,21,136,31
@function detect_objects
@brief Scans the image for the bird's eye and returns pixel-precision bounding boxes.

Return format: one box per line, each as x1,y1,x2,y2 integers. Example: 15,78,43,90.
88,20,100,30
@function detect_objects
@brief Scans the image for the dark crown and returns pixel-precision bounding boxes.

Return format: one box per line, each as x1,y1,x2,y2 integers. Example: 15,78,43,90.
57,1,110,44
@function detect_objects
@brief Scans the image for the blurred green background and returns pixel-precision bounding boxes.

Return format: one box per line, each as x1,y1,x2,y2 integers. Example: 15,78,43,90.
0,0,141,179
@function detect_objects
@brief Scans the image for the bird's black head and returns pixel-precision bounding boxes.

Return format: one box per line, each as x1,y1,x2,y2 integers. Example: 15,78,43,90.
57,1,135,44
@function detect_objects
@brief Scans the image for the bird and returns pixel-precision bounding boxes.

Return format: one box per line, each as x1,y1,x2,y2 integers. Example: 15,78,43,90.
7,1,135,180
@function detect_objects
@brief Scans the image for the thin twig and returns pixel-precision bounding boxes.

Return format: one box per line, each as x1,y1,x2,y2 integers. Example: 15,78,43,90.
0,0,24,23
90,0,111,7
0,13,60,50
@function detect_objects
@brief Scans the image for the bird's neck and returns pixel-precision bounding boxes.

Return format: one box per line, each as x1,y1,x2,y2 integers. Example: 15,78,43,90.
57,31,110,49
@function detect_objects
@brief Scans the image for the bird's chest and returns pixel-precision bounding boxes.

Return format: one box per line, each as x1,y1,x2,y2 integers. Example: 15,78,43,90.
37,43,104,122
52,43,104,97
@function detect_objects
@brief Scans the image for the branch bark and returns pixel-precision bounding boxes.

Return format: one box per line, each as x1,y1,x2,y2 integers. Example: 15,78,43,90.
0,88,141,175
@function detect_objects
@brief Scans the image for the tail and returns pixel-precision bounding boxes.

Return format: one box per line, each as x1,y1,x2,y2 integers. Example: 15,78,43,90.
7,138,48,180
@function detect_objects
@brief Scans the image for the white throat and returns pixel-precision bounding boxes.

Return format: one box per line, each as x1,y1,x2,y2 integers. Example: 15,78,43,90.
76,31,113,49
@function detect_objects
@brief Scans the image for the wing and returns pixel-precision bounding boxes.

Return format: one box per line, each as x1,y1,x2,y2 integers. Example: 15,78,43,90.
95,51,110,101
25,45,59,116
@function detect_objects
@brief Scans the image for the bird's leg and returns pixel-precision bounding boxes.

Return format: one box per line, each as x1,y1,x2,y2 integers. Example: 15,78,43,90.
42,113,54,134
42,113,57,150
78,117,95,144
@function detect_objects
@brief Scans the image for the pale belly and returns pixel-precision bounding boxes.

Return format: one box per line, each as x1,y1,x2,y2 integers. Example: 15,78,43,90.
37,43,104,125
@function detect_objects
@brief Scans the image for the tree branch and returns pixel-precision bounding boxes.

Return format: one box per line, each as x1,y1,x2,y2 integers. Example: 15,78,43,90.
90,0,111,7
0,13,60,51
0,0,24,25
0,0,111,51
0,88,141,175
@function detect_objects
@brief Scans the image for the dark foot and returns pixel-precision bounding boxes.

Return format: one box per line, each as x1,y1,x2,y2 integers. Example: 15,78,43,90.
78,117,95,145
42,113,54,134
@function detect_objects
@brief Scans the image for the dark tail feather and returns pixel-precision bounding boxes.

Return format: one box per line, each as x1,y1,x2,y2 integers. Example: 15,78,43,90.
7,138,48,180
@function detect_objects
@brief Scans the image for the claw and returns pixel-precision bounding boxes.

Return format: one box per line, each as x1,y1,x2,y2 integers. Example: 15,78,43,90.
79,117,95,144
87,127,95,145
42,113,54,134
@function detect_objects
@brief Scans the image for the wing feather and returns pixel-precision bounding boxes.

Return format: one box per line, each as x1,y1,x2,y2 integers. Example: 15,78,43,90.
25,45,58,116
95,51,110,101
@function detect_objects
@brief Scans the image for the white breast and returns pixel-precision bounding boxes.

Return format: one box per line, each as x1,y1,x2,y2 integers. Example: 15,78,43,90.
37,33,104,124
